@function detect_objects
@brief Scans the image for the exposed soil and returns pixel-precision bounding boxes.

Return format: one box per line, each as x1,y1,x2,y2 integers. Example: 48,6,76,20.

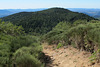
43,43,100,67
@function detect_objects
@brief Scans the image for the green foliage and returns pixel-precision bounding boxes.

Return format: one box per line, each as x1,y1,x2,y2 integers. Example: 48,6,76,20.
73,20,88,25
89,51,97,62
57,43,63,49
0,21,24,35
42,20,100,62
42,20,97,46
0,21,44,67
13,47,42,67
2,8,95,34
89,49,100,63
42,21,71,45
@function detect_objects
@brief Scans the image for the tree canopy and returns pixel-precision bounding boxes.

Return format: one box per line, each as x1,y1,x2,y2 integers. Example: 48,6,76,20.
2,8,95,34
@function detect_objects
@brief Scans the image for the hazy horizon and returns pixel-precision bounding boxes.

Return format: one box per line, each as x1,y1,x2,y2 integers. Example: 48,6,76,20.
0,0,100,9
1,8,100,10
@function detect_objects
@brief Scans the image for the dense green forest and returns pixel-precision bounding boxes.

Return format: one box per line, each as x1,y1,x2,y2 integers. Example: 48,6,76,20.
0,20,45,67
2,8,95,34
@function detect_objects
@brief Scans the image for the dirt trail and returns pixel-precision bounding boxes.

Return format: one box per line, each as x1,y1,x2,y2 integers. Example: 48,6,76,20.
43,43,100,67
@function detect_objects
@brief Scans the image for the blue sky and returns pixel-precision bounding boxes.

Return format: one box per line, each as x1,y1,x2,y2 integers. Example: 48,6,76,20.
0,0,100,9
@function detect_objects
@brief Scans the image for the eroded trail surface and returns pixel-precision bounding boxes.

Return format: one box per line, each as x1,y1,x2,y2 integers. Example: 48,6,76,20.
43,43,100,67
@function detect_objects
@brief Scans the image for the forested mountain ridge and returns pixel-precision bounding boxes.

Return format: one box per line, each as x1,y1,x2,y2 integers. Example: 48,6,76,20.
2,8,96,34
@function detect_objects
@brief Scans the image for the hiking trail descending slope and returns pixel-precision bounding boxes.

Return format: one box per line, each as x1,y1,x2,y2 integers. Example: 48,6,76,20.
43,43,100,67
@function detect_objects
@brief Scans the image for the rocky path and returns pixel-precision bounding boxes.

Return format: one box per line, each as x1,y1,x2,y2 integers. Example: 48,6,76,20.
43,43,100,67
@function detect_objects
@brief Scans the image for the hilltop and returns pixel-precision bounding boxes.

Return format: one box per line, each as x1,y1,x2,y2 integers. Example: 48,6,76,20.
2,8,95,34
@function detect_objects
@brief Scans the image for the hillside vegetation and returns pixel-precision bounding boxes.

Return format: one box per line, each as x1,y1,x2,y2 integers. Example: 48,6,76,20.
0,20,45,67
42,20,100,63
1,8,100,67
2,8,95,34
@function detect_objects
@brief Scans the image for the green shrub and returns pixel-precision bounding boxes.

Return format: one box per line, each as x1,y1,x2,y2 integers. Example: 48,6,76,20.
0,21,44,67
57,43,63,49
89,51,97,62
13,47,43,67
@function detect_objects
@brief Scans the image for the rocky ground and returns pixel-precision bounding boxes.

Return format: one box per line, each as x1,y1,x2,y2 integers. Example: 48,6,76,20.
43,43,100,67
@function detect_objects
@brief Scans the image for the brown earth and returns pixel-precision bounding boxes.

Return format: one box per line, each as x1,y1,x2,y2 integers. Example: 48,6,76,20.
43,43,100,67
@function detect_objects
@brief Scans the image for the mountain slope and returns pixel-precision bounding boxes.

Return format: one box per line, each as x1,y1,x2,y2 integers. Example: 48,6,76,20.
2,8,95,34
0,10,13,17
